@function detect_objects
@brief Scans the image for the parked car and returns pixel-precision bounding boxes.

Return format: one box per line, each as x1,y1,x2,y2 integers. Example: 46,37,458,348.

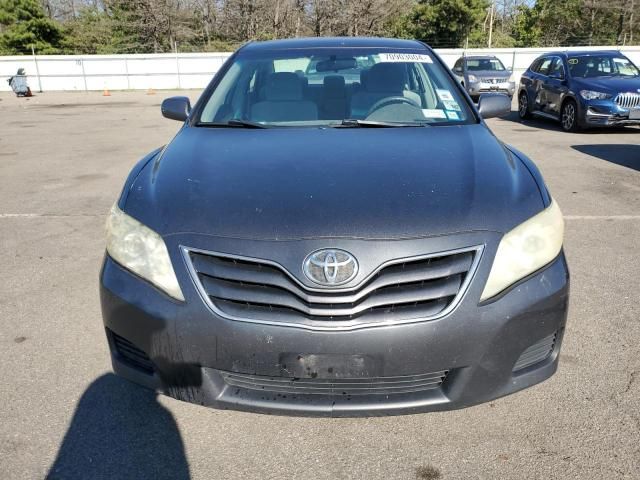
101,37,568,417
452,55,515,101
518,50,640,131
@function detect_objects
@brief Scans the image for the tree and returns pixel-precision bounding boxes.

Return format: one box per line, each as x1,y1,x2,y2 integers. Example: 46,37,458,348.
403,0,490,48
0,0,63,53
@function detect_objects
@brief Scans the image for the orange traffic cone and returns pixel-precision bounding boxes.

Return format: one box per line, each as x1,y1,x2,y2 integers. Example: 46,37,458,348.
103,87,111,96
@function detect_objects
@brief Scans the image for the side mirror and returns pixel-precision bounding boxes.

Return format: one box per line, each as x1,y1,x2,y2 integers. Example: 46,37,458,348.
161,96,191,121
454,67,463,74
477,93,511,119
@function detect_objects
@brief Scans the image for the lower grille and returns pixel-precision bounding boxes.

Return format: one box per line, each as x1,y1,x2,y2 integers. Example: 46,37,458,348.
110,330,154,374
513,332,557,372
186,247,479,327
221,370,449,396
615,92,640,109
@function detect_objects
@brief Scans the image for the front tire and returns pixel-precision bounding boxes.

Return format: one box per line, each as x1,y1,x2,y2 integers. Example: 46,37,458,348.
518,92,531,119
561,99,581,132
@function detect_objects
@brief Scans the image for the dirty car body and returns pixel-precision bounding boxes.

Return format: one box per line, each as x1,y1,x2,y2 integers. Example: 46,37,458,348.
100,37,569,417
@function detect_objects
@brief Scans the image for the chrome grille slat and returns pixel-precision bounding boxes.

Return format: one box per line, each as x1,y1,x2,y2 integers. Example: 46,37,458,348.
186,247,480,326
615,92,640,109
201,275,462,317
193,251,473,304
215,297,450,322
221,370,449,395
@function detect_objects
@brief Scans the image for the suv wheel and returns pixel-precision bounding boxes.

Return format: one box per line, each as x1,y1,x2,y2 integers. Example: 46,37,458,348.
518,92,531,119
561,99,580,132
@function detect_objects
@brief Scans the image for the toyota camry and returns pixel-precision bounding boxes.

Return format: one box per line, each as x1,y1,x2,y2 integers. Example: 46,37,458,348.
100,37,569,417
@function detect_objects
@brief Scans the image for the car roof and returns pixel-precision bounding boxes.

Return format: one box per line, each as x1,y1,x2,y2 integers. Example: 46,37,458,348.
462,55,499,60
240,37,427,52
544,50,622,58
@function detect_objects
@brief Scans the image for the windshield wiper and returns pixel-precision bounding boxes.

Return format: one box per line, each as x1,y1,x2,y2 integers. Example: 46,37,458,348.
227,118,269,128
335,119,430,128
196,119,269,129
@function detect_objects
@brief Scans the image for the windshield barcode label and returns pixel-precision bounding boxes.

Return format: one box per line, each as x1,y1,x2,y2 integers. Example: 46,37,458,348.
379,53,433,63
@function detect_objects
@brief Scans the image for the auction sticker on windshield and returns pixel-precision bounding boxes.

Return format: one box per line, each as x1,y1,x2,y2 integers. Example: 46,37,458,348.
436,89,454,102
443,100,461,111
422,109,447,119
379,53,432,63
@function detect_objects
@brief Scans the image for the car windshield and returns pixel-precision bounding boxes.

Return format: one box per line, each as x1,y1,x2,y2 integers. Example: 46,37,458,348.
197,48,474,127
466,58,506,71
568,55,640,78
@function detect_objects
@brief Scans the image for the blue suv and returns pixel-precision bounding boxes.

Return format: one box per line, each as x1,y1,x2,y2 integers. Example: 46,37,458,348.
518,50,640,131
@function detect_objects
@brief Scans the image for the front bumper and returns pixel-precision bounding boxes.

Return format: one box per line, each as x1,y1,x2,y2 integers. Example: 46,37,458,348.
580,99,640,127
467,81,515,98
100,232,569,417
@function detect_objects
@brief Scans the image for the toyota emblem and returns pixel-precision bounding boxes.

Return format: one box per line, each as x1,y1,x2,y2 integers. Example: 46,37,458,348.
303,249,358,286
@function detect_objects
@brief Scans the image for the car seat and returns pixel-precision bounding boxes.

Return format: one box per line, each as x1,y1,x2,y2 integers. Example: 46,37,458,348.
350,63,421,118
251,72,318,122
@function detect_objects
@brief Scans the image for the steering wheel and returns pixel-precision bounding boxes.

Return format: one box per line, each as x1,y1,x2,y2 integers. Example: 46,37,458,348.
366,96,421,116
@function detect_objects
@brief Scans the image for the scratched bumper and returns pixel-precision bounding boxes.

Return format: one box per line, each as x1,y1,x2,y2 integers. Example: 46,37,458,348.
580,100,640,127
100,238,569,417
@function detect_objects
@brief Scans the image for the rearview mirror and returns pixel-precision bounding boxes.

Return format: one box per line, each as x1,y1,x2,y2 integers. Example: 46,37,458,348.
161,96,191,121
315,57,357,72
477,93,511,119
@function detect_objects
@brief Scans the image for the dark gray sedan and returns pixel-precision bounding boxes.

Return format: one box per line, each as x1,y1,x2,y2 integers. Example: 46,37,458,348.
100,37,568,417
453,55,516,101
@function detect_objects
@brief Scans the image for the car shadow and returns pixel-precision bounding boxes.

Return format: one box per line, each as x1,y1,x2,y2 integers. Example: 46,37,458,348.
571,144,640,171
498,109,562,132
46,373,190,480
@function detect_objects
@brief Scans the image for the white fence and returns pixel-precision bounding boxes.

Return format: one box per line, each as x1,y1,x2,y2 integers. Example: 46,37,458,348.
2,46,639,92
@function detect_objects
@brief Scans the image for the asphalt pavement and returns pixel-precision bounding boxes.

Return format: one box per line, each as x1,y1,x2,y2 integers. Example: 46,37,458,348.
0,91,638,479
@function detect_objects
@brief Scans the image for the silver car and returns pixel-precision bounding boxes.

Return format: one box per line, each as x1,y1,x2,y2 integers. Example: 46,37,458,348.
453,55,515,102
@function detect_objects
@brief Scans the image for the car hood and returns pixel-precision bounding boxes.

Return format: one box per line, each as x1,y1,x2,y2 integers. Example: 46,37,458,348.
572,76,640,94
125,124,544,240
469,70,511,79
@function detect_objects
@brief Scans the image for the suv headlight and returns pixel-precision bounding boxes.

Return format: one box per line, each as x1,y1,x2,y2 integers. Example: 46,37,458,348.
579,90,612,100
481,200,564,302
106,203,184,301
468,74,478,82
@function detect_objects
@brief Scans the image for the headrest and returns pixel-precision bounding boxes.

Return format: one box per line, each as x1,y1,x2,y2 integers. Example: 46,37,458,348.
366,63,406,92
264,72,303,101
323,75,346,98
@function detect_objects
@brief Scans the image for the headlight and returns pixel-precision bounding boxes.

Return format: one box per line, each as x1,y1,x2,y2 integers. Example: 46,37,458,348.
468,74,478,82
480,200,564,302
579,90,612,100
106,203,184,301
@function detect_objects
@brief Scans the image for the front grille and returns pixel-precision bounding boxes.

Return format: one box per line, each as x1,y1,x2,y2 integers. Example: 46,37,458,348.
513,331,557,372
615,92,640,109
186,247,478,326
221,370,449,396
110,330,154,374
480,77,502,84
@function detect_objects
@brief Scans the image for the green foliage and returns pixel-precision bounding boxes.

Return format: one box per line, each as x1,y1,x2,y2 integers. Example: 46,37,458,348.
468,28,516,48
1,0,639,55
0,0,62,54
61,7,119,54
511,4,542,48
406,0,490,48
